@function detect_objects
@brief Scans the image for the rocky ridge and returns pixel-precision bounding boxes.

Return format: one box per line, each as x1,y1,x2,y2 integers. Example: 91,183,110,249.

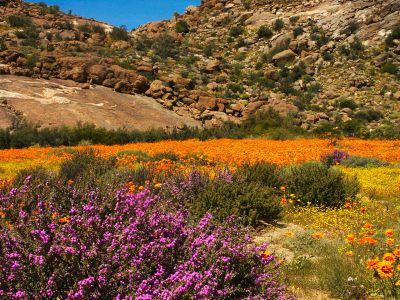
0,0,399,131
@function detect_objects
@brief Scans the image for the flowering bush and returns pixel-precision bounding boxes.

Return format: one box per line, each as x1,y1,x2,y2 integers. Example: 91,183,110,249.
320,150,350,165
0,178,289,299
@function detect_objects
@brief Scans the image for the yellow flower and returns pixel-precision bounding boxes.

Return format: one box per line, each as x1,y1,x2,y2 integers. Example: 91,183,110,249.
280,186,286,192
346,234,356,243
154,183,162,189
312,232,324,239
345,251,353,257
387,238,395,246
377,261,394,278
395,280,400,286
367,258,379,270
286,230,294,237
385,229,395,237
383,253,396,263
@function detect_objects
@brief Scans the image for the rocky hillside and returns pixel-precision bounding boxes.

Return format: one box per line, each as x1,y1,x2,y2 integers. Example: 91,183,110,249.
0,0,399,132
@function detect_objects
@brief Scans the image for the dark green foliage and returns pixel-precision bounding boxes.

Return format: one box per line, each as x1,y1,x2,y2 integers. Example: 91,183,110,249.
227,83,245,94
381,62,398,75
354,110,383,122
7,14,33,27
236,163,283,189
342,21,359,36
293,26,304,38
190,179,282,226
339,38,365,59
92,25,106,36
78,23,92,33
385,26,400,48
310,25,329,48
229,26,245,37
14,166,52,187
340,119,364,137
175,20,189,33
25,53,40,70
111,26,129,41
257,25,273,39
152,34,179,59
338,98,358,110
284,162,359,207
59,149,116,182
272,19,285,32
202,42,216,57
341,156,389,168
289,16,300,24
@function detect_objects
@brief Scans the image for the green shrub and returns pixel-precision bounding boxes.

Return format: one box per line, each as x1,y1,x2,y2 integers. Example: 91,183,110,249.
341,156,389,168
111,26,129,41
59,149,116,182
7,14,33,27
13,166,52,187
381,62,398,75
175,20,189,33
152,34,179,59
385,26,400,48
191,180,282,226
354,109,383,122
289,16,300,24
78,23,92,33
229,25,245,37
151,151,180,162
338,98,358,110
113,150,151,162
236,162,283,188
293,26,304,38
257,25,273,39
284,161,359,207
272,19,285,32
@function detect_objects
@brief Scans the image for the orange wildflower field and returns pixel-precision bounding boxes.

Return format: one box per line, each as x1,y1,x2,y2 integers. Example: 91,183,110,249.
0,139,399,166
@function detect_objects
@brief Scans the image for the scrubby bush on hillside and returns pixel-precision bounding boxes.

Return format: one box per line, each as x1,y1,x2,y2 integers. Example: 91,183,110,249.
7,14,33,27
110,25,129,41
175,20,189,33
385,26,400,48
273,19,285,32
283,161,359,207
257,25,273,39
229,25,245,37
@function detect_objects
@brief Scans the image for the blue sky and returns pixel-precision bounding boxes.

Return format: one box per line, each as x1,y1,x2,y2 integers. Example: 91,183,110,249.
29,0,201,29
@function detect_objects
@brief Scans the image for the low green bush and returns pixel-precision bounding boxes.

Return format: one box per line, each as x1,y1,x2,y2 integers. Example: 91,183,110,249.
7,14,33,27
59,149,116,182
283,161,359,207
229,25,245,37
341,156,390,168
190,179,282,226
272,19,284,32
111,26,129,41
236,162,284,188
13,166,53,187
175,20,189,33
257,25,273,39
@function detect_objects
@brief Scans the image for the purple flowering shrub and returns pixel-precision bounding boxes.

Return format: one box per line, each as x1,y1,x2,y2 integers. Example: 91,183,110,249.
320,150,350,165
0,179,288,299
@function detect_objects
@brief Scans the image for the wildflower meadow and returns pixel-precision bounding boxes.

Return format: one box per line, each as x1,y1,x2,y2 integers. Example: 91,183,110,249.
0,138,399,299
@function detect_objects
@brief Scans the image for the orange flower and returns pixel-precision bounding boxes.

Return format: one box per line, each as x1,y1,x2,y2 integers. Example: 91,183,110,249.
367,258,379,270
312,232,324,239
281,197,287,205
344,202,352,209
377,261,394,278
59,216,70,224
345,251,353,257
383,253,396,263
286,230,294,237
280,186,286,192
51,212,59,219
360,207,366,214
387,238,395,246
363,222,373,230
0,210,5,219
393,247,400,257
67,180,74,185
261,250,272,260
358,236,378,246
346,234,356,243
385,229,394,237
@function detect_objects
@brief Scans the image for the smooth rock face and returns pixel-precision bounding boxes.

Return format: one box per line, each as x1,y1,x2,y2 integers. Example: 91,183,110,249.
0,75,200,130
